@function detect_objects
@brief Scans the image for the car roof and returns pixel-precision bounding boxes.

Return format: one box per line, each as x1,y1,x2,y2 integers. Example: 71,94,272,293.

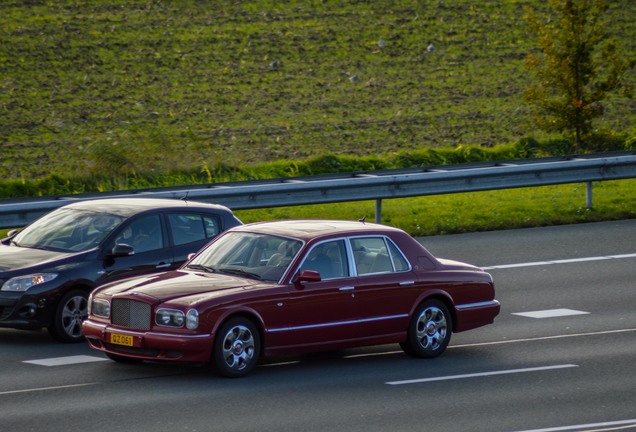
60,198,233,217
231,219,404,241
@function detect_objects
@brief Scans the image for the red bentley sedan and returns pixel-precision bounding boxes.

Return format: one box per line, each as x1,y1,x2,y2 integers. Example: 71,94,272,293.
83,220,500,377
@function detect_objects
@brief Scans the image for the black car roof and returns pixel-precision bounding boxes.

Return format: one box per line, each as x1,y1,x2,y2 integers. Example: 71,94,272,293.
60,198,233,218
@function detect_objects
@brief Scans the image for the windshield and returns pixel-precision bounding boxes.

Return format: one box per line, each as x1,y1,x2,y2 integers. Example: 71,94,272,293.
188,232,302,282
13,208,124,252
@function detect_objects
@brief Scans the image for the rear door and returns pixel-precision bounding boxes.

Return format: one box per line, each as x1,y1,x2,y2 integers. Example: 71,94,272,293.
165,212,223,265
349,236,416,338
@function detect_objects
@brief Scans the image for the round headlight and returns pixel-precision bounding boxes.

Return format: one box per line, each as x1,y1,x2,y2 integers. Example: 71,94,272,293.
186,309,199,330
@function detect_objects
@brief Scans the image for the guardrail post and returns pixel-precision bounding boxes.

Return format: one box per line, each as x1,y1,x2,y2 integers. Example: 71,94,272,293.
375,199,382,224
586,181,593,209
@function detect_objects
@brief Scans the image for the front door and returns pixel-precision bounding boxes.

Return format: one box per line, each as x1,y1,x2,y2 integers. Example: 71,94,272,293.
98,214,174,285
283,239,358,348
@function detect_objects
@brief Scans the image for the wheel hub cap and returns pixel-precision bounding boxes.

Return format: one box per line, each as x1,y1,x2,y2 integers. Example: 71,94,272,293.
232,341,245,355
426,322,437,335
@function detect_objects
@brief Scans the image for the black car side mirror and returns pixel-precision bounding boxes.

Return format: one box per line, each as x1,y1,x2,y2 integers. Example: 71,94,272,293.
110,243,135,258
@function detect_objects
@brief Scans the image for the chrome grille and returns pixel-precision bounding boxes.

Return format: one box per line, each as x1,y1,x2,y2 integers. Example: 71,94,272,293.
111,299,151,330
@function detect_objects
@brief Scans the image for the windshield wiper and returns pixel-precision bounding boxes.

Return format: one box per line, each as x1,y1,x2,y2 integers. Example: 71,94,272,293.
186,264,216,273
218,267,263,280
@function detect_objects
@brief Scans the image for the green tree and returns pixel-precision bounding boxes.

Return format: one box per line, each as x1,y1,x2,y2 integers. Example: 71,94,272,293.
524,0,634,153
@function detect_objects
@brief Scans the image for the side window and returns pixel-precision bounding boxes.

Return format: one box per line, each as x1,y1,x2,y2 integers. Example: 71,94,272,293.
298,239,349,280
168,213,220,246
387,240,410,272
116,215,163,253
351,237,406,275
203,215,220,238
351,237,389,275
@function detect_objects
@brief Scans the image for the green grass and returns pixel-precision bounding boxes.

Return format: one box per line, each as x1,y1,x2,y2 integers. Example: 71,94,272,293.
1,0,634,180
0,1,634,237
235,179,636,236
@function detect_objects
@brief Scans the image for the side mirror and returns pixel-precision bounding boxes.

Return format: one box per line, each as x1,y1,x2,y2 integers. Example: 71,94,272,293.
1,229,19,245
110,243,135,258
292,270,322,286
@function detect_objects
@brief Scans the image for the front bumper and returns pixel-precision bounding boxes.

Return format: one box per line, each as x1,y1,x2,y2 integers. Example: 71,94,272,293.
0,292,53,330
82,319,214,363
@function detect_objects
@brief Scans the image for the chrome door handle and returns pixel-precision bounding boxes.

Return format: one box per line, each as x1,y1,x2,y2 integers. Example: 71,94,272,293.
339,286,355,292
399,281,415,286
156,263,172,269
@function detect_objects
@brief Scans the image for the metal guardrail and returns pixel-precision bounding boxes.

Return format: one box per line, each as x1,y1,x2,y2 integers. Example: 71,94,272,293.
1,152,635,228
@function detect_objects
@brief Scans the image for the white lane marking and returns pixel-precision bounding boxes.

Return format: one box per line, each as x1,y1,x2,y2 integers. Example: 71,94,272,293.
23,355,109,367
339,328,636,360
512,308,590,319
0,382,98,396
482,253,636,270
385,364,578,385
512,419,636,432
451,328,636,348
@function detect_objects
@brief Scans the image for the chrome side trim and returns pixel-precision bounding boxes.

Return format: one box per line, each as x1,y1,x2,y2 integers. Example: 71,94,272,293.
455,300,500,311
268,313,408,333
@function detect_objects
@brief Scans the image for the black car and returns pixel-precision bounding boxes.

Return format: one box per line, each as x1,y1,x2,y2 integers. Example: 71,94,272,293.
0,198,242,342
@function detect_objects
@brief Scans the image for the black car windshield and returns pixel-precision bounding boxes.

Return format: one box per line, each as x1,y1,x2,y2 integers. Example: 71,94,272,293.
12,208,124,252
188,232,302,282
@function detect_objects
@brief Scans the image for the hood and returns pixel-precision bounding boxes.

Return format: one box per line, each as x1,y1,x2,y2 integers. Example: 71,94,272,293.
99,270,262,302
0,244,80,273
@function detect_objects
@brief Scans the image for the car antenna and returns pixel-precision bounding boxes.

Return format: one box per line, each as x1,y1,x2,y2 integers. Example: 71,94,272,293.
180,192,189,202
358,216,366,223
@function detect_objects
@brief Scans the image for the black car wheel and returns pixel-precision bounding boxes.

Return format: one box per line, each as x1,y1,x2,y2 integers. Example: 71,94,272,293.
400,299,452,358
212,317,260,378
48,289,88,343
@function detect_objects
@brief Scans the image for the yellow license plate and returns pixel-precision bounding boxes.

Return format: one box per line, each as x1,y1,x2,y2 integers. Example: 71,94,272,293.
110,333,133,347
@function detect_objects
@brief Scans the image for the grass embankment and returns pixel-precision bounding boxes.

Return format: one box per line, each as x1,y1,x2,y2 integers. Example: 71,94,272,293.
1,1,634,235
235,179,636,236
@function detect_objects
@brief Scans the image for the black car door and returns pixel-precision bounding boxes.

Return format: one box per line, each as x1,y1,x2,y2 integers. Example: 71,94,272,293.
96,213,174,284
165,212,224,265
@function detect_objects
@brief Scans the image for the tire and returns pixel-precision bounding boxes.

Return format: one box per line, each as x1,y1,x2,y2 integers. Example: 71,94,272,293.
400,299,452,358
48,289,88,343
212,317,260,378
106,352,143,364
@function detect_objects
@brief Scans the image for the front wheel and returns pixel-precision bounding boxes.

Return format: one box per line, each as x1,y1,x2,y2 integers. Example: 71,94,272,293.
400,299,452,358
212,317,260,378
48,289,88,343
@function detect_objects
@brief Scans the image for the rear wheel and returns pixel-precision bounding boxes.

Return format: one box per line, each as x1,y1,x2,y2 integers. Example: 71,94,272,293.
212,317,260,378
400,299,452,358
48,289,88,343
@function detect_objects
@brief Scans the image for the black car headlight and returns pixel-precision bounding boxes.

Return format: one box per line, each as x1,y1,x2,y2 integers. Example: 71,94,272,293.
1,273,58,292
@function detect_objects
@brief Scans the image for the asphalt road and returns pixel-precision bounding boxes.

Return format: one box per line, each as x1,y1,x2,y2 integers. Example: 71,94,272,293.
1,220,635,432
